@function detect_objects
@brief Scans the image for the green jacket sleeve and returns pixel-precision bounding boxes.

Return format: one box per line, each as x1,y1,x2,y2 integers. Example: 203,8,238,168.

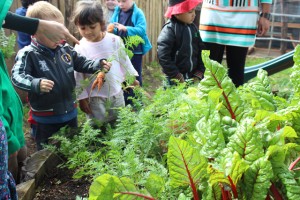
0,0,12,26
0,0,25,155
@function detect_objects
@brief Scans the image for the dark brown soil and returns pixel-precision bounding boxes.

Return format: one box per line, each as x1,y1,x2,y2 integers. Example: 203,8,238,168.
33,166,91,200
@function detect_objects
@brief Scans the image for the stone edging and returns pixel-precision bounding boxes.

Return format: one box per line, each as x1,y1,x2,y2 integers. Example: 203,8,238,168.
16,149,61,200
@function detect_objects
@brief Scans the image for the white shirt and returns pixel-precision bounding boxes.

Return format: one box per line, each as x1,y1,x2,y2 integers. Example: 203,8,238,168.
74,33,138,99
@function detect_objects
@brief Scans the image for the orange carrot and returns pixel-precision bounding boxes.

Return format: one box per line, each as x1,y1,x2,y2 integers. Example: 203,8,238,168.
107,23,115,33
91,71,105,92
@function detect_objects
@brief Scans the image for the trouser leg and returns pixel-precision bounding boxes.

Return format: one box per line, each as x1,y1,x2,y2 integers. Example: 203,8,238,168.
226,45,248,87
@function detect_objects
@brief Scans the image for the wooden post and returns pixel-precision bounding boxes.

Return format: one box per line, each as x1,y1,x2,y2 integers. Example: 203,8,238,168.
280,0,288,54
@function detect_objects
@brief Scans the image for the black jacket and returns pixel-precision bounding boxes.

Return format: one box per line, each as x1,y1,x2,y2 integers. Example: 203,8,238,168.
11,41,102,116
157,17,205,80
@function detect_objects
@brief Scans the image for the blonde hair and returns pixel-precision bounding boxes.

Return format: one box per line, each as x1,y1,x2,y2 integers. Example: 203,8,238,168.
26,1,64,22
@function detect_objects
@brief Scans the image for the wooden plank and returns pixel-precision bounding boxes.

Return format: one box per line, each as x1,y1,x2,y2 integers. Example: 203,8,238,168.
272,21,300,29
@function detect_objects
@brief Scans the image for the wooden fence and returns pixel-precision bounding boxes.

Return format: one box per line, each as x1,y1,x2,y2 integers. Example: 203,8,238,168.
8,0,169,64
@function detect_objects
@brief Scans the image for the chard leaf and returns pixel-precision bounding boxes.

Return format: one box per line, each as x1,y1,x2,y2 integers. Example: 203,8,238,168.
290,45,300,93
221,116,238,142
254,110,284,133
89,174,115,200
272,163,300,200
227,152,249,185
199,50,245,121
243,157,273,200
267,145,286,163
227,119,264,164
200,181,222,200
243,69,276,111
195,107,225,159
167,136,207,197
113,176,154,200
265,125,297,148
267,143,299,163
144,173,164,197
282,126,297,138
88,174,156,200
281,105,300,136
207,165,230,186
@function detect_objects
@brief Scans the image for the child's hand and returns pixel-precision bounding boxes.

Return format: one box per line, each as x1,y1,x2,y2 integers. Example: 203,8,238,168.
114,23,127,32
125,79,140,90
107,23,115,33
132,79,140,87
40,79,54,93
100,59,112,73
79,98,92,114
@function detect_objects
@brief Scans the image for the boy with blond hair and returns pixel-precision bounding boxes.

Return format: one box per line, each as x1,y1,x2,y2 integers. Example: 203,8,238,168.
11,1,111,150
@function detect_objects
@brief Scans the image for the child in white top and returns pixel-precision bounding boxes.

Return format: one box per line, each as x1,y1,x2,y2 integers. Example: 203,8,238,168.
72,1,138,126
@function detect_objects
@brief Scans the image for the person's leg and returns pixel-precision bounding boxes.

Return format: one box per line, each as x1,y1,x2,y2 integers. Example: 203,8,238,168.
124,54,143,106
108,91,125,124
7,154,18,182
66,117,78,128
1,120,17,199
131,54,143,86
16,145,27,183
88,96,107,127
203,42,225,64
30,123,37,139
36,118,78,150
225,45,248,87
36,123,61,150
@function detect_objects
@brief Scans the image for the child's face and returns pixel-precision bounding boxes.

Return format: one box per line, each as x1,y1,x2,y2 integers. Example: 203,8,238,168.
77,22,103,42
34,18,65,49
105,0,118,11
118,0,133,12
175,8,196,24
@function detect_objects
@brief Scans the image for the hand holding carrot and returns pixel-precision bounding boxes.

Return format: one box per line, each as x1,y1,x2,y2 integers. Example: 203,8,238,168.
91,60,112,92
101,59,111,73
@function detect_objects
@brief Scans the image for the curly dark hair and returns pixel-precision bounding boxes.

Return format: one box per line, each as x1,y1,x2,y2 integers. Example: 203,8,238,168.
21,0,49,9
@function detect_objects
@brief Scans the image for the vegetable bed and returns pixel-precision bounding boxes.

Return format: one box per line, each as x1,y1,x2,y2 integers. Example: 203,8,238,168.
50,46,300,200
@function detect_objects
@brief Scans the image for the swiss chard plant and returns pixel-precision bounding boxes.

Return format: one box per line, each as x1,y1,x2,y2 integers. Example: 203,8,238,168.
85,45,300,200
52,46,300,200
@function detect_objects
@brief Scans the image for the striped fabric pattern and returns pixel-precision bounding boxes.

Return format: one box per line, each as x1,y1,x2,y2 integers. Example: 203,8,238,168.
200,0,272,47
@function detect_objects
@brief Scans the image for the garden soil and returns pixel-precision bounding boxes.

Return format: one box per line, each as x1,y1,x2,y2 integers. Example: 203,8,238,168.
24,133,91,199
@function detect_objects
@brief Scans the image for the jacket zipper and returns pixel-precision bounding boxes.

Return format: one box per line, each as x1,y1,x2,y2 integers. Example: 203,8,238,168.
188,26,193,73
